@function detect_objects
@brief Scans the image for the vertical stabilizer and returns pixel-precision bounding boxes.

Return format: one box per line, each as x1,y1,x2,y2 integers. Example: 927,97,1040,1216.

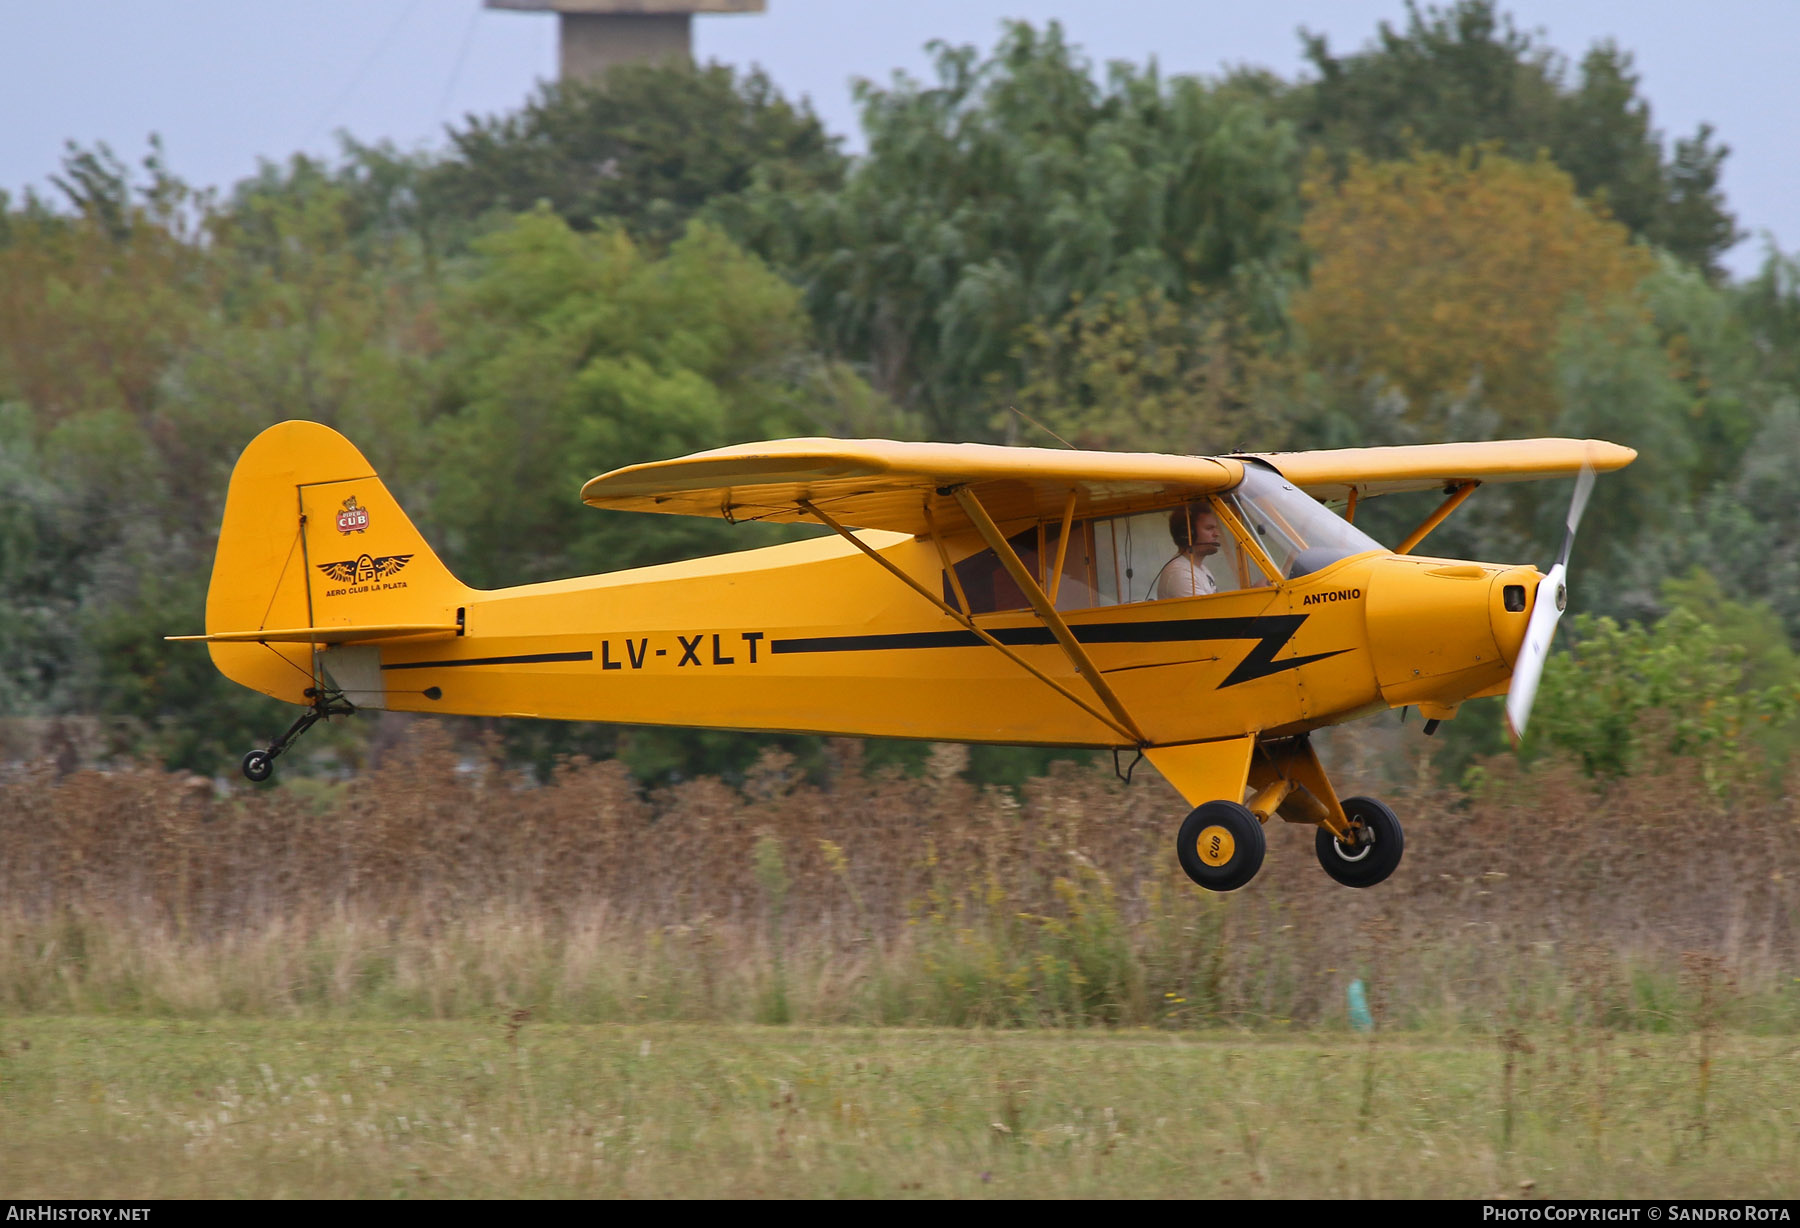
202,421,469,705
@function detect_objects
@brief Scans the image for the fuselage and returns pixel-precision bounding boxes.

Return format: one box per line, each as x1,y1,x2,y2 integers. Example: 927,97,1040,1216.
329,528,1541,748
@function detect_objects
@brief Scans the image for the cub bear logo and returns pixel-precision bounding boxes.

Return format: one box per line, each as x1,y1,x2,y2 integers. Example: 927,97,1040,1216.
336,496,370,535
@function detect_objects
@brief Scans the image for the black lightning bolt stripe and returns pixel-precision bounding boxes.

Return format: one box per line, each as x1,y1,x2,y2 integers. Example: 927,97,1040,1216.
770,616,1348,689
382,651,593,671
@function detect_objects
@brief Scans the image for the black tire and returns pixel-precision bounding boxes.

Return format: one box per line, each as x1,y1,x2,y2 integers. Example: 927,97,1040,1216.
1316,796,1404,888
1176,801,1266,892
241,750,274,783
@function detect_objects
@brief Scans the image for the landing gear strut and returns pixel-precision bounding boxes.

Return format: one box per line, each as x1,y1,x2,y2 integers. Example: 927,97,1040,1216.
241,686,355,782
1161,735,1407,892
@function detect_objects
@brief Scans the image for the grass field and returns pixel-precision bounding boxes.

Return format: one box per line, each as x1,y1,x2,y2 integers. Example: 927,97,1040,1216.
6,734,1800,1032
2,1017,1796,1199
5,734,1799,1196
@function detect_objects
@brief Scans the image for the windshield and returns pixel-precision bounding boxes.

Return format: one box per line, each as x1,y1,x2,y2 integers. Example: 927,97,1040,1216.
1220,464,1384,580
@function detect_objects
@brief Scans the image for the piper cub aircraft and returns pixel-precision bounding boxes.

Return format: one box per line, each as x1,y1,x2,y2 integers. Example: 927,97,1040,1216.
173,422,1632,892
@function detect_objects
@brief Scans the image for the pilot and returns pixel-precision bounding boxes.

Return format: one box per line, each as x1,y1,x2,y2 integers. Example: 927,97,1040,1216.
1154,504,1221,599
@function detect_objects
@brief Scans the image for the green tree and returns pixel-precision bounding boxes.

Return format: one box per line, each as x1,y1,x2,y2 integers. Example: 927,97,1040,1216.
1524,601,1798,787
0,144,447,773
0,399,300,772
428,62,844,245
0,143,208,425
423,210,934,782
1293,148,1654,434
182,166,441,474
1292,1,1739,274
1639,258,1760,491
1739,247,1800,393
1651,400,1800,643
0,404,87,712
1550,257,1789,627
0,141,903,783
744,21,1302,440
226,141,451,281
1010,287,1283,455
1547,299,1696,615
429,210,865,588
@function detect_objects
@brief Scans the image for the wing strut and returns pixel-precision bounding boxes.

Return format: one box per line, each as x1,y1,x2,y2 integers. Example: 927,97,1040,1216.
951,488,1150,746
797,499,1140,745
1396,481,1479,555
923,505,973,615
1047,492,1076,604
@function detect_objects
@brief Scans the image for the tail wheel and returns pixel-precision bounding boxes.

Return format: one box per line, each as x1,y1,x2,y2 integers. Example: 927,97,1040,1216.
1315,796,1404,888
1176,801,1266,892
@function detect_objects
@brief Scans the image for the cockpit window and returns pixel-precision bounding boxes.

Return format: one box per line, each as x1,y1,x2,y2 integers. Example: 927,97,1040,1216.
1221,464,1384,579
943,500,1276,615
938,470,1379,615
1093,503,1271,604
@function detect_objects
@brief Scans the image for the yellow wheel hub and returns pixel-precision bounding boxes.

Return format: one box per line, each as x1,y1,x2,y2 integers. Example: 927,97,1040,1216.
1195,824,1236,867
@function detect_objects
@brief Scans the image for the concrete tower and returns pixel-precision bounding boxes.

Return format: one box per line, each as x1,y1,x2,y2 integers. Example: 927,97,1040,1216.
486,1,768,80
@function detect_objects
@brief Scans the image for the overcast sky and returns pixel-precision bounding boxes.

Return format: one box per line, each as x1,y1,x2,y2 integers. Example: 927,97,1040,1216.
2,1,1792,278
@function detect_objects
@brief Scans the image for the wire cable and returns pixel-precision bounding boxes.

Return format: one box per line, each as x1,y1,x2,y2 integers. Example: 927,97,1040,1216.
307,0,427,147
437,1,485,125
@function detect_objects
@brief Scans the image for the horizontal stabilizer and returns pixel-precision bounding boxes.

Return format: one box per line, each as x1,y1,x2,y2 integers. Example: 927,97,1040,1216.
167,623,459,645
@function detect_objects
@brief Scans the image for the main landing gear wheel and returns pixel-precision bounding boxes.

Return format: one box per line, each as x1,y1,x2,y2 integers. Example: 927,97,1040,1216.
1316,796,1404,888
241,750,274,783
1177,800,1266,892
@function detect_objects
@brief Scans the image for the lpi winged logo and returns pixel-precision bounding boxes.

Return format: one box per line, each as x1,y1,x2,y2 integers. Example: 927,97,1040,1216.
317,554,412,585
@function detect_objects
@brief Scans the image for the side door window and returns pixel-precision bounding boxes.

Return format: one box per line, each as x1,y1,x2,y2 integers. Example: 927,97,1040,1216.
1092,502,1272,605
938,501,1274,616
943,526,1040,614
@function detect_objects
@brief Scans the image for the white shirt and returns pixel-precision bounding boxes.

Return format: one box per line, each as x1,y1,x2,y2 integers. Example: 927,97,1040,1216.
1156,554,1217,600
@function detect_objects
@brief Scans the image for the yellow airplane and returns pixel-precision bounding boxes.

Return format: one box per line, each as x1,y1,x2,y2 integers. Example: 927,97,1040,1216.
172,422,1633,892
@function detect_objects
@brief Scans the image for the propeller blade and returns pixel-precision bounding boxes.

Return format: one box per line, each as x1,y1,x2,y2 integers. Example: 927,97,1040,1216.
1555,463,1596,569
1506,460,1595,744
1504,561,1565,743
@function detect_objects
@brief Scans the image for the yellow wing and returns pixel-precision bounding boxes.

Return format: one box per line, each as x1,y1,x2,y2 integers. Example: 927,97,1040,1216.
580,438,1245,535
1246,438,1637,500
580,437,1637,533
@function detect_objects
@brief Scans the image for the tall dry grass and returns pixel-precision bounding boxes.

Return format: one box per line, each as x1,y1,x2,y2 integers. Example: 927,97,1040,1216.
3,725,1797,1029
